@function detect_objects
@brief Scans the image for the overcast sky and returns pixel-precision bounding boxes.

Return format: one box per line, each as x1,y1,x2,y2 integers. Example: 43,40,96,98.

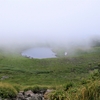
0,0,100,47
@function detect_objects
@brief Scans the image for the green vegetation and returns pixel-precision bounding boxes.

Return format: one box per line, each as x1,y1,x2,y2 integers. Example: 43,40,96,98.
24,85,47,93
0,46,100,99
0,82,18,98
76,81,100,100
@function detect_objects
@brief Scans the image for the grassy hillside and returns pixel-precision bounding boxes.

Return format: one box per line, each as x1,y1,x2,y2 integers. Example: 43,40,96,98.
0,47,100,99
0,47,100,86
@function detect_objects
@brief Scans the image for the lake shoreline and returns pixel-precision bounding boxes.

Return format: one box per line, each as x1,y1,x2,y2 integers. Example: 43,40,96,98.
21,47,57,59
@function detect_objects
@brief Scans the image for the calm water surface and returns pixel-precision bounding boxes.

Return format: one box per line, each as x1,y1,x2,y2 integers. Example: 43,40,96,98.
22,47,56,59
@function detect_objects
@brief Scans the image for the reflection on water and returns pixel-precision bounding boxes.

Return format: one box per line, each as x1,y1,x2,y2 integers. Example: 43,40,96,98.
22,47,56,59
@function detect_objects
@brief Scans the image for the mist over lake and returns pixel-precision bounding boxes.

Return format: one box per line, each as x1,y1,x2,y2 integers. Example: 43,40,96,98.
0,0,100,52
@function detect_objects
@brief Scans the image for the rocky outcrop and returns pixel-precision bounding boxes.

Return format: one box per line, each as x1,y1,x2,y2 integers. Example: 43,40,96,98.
0,89,53,100
1,76,9,80
16,90,44,100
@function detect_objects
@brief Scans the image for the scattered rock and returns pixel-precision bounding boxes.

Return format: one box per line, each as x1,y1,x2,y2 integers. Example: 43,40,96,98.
16,90,45,100
24,90,34,97
17,91,25,100
0,89,53,100
1,76,9,80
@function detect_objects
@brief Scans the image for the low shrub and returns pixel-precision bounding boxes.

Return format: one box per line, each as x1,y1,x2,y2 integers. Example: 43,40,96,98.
24,86,47,93
64,82,73,91
90,69,100,80
76,81,100,100
49,90,66,100
0,82,18,99
80,78,90,85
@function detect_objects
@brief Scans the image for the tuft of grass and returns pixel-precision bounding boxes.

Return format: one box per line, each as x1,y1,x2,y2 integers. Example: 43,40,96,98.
64,82,73,91
24,85,48,93
76,81,100,100
0,82,18,99
49,90,67,100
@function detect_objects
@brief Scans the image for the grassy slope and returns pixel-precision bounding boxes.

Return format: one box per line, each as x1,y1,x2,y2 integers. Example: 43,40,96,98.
0,47,100,86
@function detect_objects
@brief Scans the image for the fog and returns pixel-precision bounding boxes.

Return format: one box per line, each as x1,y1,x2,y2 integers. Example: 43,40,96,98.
0,0,100,50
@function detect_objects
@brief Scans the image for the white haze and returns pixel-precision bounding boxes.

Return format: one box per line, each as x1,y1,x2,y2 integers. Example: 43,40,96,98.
0,0,100,50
